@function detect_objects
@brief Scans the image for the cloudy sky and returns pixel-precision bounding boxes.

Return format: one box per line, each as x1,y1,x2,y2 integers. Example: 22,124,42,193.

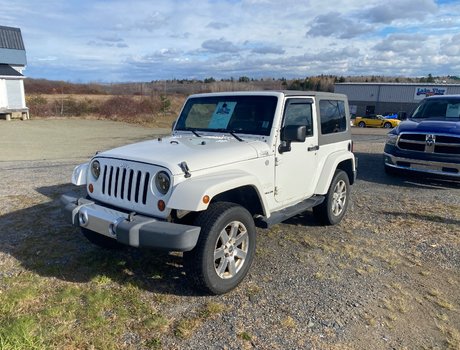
1,0,460,82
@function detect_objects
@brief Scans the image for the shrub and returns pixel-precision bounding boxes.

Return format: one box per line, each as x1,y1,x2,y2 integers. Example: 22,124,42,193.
26,95,53,117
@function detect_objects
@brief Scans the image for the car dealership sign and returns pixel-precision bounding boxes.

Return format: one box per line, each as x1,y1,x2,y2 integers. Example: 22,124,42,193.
414,87,448,100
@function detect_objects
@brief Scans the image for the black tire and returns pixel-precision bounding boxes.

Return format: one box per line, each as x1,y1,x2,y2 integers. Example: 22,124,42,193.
358,121,366,128
183,202,256,295
313,170,350,225
81,228,122,249
383,122,392,128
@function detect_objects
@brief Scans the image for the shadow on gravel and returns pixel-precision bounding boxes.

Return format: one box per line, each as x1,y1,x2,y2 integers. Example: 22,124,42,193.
283,211,319,227
355,152,460,190
380,211,460,226
0,184,200,297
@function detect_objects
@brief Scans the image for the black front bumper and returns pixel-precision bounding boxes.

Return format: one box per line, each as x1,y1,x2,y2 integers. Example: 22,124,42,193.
383,145,460,177
61,194,201,251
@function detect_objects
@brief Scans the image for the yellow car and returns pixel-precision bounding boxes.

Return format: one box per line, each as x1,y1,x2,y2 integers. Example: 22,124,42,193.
354,115,400,128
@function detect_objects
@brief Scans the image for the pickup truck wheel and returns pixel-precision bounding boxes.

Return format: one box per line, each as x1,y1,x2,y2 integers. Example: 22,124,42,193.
183,202,256,295
358,121,366,128
313,170,350,225
81,228,122,249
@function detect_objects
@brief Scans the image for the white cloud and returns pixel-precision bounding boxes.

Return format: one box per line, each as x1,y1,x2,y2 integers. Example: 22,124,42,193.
2,0,459,81
201,38,241,53
362,0,438,24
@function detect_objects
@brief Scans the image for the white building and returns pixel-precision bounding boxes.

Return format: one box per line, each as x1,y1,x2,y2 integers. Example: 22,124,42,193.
0,25,28,120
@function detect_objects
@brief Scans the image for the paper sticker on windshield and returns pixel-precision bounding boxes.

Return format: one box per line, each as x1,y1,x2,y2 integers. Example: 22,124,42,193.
446,103,460,118
208,102,236,129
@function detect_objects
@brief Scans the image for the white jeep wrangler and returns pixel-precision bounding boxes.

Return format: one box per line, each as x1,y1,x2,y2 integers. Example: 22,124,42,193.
62,91,357,294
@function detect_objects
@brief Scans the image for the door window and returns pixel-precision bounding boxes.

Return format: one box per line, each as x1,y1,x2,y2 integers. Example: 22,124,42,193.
283,99,313,136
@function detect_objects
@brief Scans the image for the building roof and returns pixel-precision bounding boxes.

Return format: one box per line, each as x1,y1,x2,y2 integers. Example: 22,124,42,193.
0,25,26,66
0,64,23,77
0,25,25,50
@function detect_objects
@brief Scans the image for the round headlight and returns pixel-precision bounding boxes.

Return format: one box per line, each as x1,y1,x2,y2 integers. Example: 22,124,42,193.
91,160,101,179
155,171,171,195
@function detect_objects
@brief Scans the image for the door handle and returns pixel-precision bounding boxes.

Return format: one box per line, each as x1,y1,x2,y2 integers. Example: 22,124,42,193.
308,145,319,152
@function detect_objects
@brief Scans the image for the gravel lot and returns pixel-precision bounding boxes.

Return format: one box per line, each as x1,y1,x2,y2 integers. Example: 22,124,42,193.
0,119,459,349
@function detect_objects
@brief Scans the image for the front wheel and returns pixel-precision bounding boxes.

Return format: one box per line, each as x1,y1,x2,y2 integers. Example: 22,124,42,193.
183,202,256,295
383,122,392,128
313,170,350,225
358,121,366,128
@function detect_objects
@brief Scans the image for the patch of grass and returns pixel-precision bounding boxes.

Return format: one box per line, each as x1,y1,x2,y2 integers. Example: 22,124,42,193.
145,337,162,349
0,315,45,350
174,302,225,339
426,290,456,311
246,284,261,298
314,272,325,280
281,316,297,329
0,269,171,349
361,313,377,327
174,318,201,339
438,324,460,350
239,331,252,341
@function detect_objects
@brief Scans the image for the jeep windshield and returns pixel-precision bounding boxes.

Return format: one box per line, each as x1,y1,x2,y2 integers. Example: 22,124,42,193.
411,97,460,120
175,95,278,136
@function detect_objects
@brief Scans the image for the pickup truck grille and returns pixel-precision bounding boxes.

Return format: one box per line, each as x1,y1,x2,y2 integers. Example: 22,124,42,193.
397,133,460,155
101,165,151,205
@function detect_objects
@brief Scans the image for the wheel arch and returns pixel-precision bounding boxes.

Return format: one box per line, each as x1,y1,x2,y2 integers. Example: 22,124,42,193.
314,151,356,194
168,170,269,215
211,185,265,217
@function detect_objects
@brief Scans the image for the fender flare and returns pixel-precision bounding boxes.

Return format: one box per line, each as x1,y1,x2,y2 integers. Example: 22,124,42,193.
72,163,88,185
168,170,269,214
314,151,355,194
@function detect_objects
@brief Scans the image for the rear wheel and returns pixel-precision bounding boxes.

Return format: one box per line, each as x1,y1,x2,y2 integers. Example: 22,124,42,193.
184,202,256,295
358,121,366,128
313,170,350,225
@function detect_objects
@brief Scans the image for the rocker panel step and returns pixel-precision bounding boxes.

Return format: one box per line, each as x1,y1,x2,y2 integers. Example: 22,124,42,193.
255,195,325,228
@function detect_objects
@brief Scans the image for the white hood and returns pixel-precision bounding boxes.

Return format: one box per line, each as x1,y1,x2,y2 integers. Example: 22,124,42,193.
98,135,271,175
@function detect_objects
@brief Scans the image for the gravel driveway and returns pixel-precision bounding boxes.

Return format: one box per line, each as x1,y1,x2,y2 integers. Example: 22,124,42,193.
0,119,459,349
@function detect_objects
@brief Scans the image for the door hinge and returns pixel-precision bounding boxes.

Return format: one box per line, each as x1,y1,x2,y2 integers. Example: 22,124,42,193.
275,157,280,166
274,186,279,196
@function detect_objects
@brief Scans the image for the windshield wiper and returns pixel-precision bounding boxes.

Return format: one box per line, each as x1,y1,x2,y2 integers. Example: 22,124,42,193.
190,130,201,137
211,129,244,142
229,132,244,142
176,128,201,137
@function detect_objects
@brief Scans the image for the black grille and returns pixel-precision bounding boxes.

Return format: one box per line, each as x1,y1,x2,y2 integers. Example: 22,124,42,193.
101,165,151,205
397,133,460,155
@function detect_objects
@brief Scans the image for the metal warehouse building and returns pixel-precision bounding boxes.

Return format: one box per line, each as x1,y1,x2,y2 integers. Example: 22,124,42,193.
334,83,460,119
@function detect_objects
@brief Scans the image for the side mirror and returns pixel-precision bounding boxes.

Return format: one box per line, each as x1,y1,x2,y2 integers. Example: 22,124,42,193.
281,125,306,142
279,125,307,153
